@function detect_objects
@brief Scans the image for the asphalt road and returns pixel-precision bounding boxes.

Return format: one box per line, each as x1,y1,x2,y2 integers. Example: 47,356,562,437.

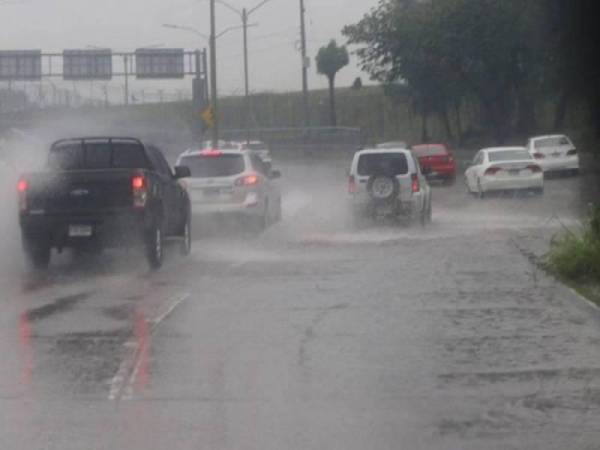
0,159,599,450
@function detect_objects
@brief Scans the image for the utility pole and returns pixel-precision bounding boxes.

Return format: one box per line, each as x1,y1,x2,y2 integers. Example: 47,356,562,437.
243,7,250,143
300,0,309,127
210,0,220,148
123,55,129,106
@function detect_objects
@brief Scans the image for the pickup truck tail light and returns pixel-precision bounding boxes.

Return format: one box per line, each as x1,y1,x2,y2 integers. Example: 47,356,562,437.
132,175,148,209
348,175,357,194
411,174,420,193
17,178,28,212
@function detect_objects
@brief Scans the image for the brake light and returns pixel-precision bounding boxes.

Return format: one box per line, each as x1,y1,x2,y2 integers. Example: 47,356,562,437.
567,149,577,156
235,174,260,187
17,178,28,212
411,174,420,193
348,175,357,194
533,153,545,159
200,149,223,157
484,167,501,176
132,175,147,209
17,179,28,193
526,164,542,173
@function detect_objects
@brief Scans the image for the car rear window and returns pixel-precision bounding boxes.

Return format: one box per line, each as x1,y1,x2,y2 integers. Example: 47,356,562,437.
357,153,409,176
180,154,245,177
488,150,532,162
535,136,570,148
242,143,268,151
412,145,447,157
376,142,408,149
48,141,148,170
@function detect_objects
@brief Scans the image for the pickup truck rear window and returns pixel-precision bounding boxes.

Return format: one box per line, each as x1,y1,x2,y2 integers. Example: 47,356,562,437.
357,153,409,176
179,154,245,177
48,142,149,170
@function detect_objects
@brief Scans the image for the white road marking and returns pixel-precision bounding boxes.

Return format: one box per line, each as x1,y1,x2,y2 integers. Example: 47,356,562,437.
108,292,190,402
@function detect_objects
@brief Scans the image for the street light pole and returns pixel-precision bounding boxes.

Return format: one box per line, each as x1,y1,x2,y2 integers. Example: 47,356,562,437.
123,54,129,106
299,0,309,127
209,0,219,148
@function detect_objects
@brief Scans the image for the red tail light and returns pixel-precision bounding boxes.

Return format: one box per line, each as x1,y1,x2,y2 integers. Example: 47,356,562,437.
200,149,223,157
132,175,148,209
526,164,542,173
484,167,501,176
567,149,577,156
17,178,28,212
235,174,260,187
533,153,545,160
348,175,357,194
411,174,420,193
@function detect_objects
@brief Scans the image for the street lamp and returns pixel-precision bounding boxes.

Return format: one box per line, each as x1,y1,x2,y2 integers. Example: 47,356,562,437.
215,0,276,142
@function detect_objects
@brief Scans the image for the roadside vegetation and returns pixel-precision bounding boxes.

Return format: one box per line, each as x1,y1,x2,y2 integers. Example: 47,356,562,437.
547,207,600,303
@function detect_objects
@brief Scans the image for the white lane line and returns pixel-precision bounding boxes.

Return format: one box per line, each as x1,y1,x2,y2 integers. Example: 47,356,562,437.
108,292,190,402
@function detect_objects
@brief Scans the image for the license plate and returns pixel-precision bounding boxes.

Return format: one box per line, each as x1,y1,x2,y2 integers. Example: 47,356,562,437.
69,225,93,237
203,188,221,197
552,152,561,158
509,169,520,175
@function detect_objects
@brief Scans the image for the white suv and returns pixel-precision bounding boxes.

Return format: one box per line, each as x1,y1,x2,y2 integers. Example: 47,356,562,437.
176,148,282,230
348,148,432,225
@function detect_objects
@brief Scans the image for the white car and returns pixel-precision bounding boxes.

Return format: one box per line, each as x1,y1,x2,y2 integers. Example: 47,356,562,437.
526,134,579,174
176,148,282,230
465,147,544,198
349,148,432,225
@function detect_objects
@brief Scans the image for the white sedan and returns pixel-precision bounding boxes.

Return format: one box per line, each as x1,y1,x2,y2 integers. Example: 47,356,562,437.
465,147,544,198
526,134,579,175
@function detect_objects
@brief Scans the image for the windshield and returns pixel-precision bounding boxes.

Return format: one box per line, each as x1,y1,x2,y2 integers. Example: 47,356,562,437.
179,154,245,177
412,145,447,157
535,136,570,148
488,150,532,162
357,153,409,176
47,142,148,170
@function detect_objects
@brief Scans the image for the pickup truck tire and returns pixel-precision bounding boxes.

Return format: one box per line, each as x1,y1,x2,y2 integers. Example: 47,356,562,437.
146,222,164,269
23,237,51,270
179,215,192,256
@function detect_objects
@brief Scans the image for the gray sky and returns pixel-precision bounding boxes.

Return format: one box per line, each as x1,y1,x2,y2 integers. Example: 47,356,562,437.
1,0,379,99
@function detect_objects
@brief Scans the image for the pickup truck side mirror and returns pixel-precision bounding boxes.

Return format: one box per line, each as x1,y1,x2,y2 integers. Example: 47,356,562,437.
174,166,191,179
270,169,282,180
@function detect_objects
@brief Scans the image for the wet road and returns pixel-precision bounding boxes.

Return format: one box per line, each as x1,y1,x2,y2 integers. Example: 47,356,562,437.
0,159,600,449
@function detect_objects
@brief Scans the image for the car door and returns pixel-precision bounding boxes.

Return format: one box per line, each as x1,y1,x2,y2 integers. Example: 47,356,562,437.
147,146,181,235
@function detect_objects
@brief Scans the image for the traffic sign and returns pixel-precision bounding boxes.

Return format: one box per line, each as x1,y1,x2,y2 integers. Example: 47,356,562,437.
63,49,112,80
135,48,185,79
201,106,214,128
0,50,42,81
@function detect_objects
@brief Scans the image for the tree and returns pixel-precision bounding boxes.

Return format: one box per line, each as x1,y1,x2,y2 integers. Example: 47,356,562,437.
316,40,349,127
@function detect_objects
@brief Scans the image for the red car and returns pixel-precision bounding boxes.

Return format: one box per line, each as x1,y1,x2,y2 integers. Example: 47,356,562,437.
411,143,457,184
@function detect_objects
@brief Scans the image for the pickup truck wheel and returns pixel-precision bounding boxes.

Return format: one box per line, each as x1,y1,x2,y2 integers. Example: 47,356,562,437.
180,217,192,256
23,238,50,270
146,223,164,269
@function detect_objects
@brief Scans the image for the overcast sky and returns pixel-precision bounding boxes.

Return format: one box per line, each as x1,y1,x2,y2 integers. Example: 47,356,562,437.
1,0,379,100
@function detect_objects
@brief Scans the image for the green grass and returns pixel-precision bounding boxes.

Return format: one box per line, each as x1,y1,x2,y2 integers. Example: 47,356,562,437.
546,207,600,304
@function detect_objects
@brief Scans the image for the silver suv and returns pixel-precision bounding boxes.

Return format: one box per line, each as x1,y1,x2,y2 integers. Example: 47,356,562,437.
348,148,432,225
176,148,282,231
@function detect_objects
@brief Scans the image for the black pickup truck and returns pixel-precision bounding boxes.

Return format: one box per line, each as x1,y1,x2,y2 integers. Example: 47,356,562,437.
17,137,192,269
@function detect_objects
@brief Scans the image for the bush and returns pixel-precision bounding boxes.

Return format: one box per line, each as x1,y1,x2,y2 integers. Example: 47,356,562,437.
547,207,600,281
